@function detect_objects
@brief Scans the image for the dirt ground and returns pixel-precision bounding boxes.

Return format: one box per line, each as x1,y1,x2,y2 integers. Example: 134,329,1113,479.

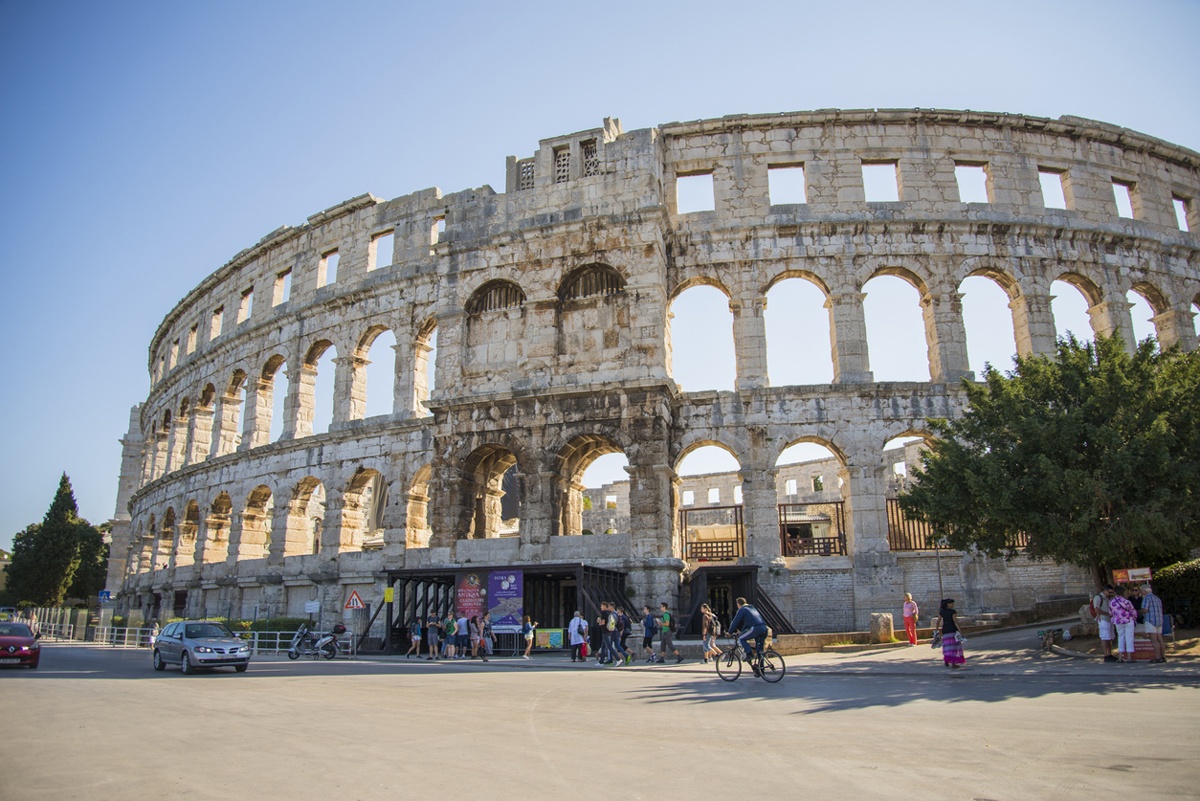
1058,626,1200,658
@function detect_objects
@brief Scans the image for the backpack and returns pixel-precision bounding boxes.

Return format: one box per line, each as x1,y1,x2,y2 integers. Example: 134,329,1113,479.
606,612,616,631
662,611,674,632
712,615,722,636
645,615,658,634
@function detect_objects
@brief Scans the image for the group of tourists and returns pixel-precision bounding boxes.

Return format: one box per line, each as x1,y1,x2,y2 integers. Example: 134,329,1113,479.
405,610,501,662
1091,582,1167,663
565,601,687,666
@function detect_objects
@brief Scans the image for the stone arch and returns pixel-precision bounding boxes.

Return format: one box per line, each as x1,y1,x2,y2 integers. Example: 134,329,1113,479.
141,513,157,573
406,463,432,548
256,353,288,445
1128,280,1171,344
414,317,438,414
555,432,628,537
862,268,931,381
466,279,526,314
357,325,398,419
240,484,274,559
958,267,1020,376
558,263,626,301
460,443,522,540
465,281,526,373
668,282,736,390
202,492,233,563
300,339,336,436
1050,272,1100,343
340,467,387,551
176,499,200,568
212,369,248,457
156,507,176,571
285,477,325,557
764,272,834,385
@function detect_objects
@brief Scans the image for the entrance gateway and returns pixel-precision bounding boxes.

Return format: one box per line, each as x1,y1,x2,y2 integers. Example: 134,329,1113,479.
382,563,628,651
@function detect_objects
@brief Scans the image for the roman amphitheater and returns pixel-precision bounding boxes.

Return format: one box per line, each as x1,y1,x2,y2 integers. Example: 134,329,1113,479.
107,109,1200,638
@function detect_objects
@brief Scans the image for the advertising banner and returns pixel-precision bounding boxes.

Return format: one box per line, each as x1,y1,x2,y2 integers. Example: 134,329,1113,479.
536,628,564,649
1112,567,1152,585
456,572,487,619
487,570,523,631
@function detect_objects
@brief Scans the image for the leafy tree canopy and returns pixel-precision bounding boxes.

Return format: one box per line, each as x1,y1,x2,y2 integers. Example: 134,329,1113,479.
4,474,106,606
899,335,1200,579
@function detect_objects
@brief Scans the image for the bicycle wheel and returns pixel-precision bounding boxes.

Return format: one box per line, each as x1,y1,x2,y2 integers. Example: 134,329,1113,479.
715,647,741,682
758,649,786,683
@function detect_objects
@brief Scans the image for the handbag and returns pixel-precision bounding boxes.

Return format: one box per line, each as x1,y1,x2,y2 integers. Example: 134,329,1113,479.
930,631,942,649
580,642,588,657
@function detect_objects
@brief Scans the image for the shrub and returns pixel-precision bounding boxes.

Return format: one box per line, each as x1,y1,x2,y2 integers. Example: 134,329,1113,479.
1154,558,1200,605
250,617,310,632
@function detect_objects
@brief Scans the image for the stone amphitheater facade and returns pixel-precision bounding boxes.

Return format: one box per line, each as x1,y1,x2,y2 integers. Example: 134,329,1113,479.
108,109,1200,634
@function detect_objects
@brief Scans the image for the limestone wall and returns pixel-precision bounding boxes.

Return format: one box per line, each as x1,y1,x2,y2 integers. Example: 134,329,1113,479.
111,109,1199,630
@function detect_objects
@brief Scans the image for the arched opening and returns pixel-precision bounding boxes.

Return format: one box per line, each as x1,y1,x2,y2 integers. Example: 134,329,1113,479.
960,274,1018,376
203,493,233,563
286,478,325,557
765,276,833,385
862,273,929,381
415,321,438,414
557,264,629,363
775,441,846,557
265,355,288,442
362,328,398,419
1127,284,1164,345
881,434,938,551
560,435,628,536
1194,298,1200,339
465,280,526,372
241,485,274,559
1051,277,1097,343
462,445,520,539
142,514,156,573
677,444,742,560
406,464,432,547
214,371,248,456
192,384,216,462
343,469,387,551
669,284,736,391
177,500,200,568
308,343,336,435
157,508,175,570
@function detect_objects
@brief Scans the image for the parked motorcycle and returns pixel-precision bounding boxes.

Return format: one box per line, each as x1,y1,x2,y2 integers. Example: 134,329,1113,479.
288,623,347,660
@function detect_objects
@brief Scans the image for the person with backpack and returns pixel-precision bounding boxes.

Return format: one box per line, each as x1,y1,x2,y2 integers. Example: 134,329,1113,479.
641,605,658,662
658,602,683,664
616,606,634,665
606,602,629,666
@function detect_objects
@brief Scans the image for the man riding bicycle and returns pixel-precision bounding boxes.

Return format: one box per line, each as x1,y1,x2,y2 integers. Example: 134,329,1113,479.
727,597,768,667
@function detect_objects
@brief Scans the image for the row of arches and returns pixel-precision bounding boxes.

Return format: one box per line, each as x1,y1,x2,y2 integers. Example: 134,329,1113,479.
128,425,929,580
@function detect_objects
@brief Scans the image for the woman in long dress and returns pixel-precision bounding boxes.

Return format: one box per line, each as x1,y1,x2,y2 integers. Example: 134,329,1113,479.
935,598,965,668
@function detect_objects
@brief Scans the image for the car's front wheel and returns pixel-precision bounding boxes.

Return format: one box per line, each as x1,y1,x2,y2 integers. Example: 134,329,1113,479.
235,664,248,673
153,650,165,671
180,652,193,675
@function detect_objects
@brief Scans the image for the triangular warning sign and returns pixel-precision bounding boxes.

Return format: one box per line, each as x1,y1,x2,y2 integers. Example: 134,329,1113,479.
344,590,365,610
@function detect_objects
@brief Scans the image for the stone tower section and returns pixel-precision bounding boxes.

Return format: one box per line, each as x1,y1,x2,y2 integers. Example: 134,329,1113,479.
113,110,1200,633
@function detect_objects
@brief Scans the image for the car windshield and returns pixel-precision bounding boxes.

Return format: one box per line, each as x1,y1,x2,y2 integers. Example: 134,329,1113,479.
0,623,32,637
185,623,233,639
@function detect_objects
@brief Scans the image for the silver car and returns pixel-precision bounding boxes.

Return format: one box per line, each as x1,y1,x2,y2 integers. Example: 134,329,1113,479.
152,621,251,674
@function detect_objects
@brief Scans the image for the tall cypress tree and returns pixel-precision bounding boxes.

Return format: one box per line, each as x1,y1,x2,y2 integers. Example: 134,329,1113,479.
5,474,98,606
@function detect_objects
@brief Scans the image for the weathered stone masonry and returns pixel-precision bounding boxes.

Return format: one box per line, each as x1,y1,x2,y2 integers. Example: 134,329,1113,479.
108,109,1200,632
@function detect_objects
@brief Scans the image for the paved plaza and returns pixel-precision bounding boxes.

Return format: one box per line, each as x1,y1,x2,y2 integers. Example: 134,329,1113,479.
1,627,1197,801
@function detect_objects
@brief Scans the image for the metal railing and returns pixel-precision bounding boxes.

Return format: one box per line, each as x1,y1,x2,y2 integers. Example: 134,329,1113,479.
94,627,155,648
681,504,745,561
777,501,846,556
34,622,75,641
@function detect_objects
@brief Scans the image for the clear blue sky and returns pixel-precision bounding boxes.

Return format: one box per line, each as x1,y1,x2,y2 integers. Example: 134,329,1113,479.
1,0,1197,550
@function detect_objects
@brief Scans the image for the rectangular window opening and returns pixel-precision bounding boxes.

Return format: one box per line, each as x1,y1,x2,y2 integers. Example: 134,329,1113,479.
812,475,824,492
370,231,394,270
517,159,535,191
1173,197,1191,231
272,269,292,306
682,490,695,506
186,324,198,355
1039,169,1068,209
237,288,254,324
768,164,807,205
1112,180,1136,218
554,146,571,184
707,487,720,505
581,140,599,177
168,339,179,370
319,250,339,288
785,478,797,496
676,171,715,214
954,163,990,203
861,161,900,202
733,486,743,505
211,307,224,339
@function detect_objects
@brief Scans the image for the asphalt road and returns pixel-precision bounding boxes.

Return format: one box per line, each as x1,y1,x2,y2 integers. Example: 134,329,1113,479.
1,628,1197,801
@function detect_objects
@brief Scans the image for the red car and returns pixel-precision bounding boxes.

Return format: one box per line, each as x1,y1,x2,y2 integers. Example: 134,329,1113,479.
0,622,41,669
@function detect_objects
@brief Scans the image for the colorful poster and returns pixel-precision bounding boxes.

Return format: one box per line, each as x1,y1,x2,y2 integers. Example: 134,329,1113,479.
536,629,564,649
1112,567,1152,585
487,570,523,630
456,572,486,619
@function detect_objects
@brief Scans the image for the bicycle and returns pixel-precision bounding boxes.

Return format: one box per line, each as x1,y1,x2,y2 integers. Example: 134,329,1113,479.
714,637,785,683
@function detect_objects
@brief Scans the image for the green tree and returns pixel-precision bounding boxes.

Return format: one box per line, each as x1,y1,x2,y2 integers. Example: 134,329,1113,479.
899,335,1200,581
68,520,110,601
5,474,105,606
